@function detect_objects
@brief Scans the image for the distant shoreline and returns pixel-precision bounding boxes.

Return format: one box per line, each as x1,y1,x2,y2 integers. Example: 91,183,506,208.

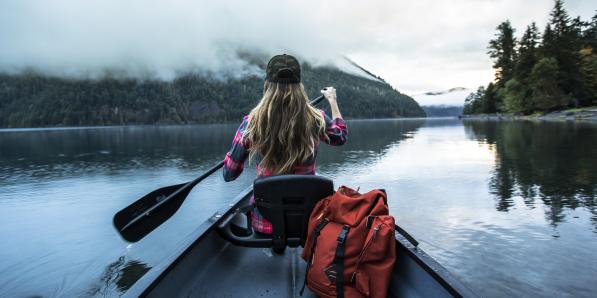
0,116,433,131
4,110,596,131
461,106,597,122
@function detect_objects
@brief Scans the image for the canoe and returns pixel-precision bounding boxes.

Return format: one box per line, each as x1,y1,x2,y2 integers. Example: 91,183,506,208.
124,184,477,298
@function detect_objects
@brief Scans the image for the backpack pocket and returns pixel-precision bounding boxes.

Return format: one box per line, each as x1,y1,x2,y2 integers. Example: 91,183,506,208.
352,215,396,297
305,221,344,297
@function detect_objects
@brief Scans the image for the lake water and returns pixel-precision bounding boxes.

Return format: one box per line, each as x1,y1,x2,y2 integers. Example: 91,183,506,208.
0,119,596,297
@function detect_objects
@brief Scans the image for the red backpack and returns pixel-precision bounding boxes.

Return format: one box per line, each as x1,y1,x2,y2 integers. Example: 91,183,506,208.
301,186,396,298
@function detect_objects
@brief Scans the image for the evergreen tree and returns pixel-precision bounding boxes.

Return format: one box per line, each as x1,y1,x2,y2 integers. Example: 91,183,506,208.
463,92,477,114
488,20,518,85
482,83,499,114
474,1,595,115
582,13,597,49
515,23,540,78
579,12,597,103
474,86,487,113
503,23,540,114
541,24,557,58
545,0,587,106
462,85,500,115
550,0,572,36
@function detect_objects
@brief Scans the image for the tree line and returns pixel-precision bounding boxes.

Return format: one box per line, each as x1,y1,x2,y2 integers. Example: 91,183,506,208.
0,63,425,128
464,0,596,115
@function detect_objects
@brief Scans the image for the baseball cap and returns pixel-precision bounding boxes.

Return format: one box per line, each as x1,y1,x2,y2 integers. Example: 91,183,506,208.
266,54,301,84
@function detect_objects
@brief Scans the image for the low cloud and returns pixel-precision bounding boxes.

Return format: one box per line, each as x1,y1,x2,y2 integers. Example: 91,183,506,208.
0,0,594,92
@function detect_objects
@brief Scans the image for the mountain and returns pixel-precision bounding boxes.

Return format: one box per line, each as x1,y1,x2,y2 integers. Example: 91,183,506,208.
420,105,464,117
411,87,471,117
0,59,425,128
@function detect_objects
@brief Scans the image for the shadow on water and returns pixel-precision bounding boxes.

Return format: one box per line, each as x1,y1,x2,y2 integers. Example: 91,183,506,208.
86,256,150,297
463,120,597,230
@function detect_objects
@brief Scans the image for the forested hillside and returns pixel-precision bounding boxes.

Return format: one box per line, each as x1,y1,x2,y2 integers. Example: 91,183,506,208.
464,0,596,115
0,62,424,128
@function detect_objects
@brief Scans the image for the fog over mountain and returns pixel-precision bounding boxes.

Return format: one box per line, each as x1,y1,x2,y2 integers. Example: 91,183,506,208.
411,87,472,117
1,0,594,93
0,1,390,80
412,87,472,107
1,0,433,129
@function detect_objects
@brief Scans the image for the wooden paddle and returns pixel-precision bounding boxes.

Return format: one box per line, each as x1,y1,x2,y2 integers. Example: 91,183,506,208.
113,94,325,242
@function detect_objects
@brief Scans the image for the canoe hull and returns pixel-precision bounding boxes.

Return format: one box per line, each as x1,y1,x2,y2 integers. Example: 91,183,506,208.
125,187,476,298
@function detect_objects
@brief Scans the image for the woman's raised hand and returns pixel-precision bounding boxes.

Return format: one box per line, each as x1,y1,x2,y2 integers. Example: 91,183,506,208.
320,86,342,119
321,87,337,104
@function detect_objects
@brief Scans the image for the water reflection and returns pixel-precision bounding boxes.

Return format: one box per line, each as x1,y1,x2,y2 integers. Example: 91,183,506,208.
317,119,424,171
0,120,426,297
464,120,597,230
2,119,596,297
0,125,238,184
87,256,150,296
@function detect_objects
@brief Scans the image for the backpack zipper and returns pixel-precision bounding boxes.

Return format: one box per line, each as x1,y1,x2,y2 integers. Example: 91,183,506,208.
351,223,382,283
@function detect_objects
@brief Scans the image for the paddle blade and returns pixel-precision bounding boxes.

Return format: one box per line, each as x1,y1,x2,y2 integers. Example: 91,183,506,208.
113,183,190,242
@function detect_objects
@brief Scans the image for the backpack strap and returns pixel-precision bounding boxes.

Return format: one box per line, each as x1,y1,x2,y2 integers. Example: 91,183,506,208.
300,218,329,296
333,225,350,298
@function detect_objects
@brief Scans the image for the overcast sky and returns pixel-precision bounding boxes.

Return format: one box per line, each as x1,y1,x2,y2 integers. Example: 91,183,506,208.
0,0,595,94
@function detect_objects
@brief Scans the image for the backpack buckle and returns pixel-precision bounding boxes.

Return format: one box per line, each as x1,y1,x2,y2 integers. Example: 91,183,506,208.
336,225,349,244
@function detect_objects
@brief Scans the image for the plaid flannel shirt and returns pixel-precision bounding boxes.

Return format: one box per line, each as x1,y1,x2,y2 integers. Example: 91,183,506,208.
223,110,347,234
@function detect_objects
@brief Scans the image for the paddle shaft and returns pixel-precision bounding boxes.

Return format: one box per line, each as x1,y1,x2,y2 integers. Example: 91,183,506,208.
120,160,224,232
117,94,325,237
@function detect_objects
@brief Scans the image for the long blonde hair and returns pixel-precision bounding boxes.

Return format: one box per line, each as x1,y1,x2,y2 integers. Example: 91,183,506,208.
244,81,325,175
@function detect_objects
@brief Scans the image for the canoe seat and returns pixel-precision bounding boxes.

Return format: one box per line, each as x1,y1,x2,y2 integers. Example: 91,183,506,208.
217,175,334,251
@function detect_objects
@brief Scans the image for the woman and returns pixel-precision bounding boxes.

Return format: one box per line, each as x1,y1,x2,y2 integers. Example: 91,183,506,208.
222,54,347,235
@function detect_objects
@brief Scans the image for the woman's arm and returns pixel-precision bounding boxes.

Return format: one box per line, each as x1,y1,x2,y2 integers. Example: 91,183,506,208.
321,87,342,119
320,87,347,146
223,116,250,182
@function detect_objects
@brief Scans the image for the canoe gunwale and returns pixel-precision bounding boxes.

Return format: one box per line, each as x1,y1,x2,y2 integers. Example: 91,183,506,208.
394,231,478,298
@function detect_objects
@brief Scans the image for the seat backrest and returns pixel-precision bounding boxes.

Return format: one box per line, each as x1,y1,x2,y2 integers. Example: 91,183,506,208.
253,175,334,249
